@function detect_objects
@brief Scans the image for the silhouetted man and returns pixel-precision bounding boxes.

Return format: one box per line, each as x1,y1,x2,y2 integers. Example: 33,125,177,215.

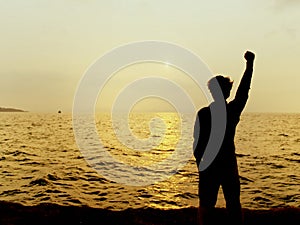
193,51,255,225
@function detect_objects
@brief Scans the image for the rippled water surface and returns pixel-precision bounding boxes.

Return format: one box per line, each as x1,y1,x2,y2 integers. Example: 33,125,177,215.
0,112,299,210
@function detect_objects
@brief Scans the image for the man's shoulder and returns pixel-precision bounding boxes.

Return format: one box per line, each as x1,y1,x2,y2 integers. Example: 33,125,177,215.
197,106,211,116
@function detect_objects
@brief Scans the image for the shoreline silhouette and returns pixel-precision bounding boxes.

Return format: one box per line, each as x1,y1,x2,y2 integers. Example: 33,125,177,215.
0,201,299,225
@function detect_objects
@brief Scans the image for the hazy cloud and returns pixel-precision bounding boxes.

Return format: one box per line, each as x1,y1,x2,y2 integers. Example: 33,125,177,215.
273,0,300,11
264,24,297,39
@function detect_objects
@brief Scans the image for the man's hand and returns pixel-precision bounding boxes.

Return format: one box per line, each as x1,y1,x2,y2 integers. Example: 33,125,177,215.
244,51,255,62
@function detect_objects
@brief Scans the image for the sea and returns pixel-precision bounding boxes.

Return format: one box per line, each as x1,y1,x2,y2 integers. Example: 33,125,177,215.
0,112,299,210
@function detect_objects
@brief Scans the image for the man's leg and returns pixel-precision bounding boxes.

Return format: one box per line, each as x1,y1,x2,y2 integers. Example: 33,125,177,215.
222,166,243,225
198,171,220,225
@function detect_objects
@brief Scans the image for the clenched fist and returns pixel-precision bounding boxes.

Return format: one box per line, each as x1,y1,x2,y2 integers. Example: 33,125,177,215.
244,51,255,62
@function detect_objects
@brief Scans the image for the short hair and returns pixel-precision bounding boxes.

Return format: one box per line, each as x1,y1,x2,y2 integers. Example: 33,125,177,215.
208,75,233,99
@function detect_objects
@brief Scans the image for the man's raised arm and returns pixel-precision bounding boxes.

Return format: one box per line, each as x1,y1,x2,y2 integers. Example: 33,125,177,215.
232,51,255,113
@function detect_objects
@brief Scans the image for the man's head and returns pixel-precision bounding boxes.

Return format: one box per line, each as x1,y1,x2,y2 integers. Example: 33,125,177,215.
208,75,233,101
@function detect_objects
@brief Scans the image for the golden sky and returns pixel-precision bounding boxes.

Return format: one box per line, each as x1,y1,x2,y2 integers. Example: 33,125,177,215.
0,0,299,112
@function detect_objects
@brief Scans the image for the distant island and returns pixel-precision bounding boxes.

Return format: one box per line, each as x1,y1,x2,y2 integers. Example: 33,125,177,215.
0,107,26,112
